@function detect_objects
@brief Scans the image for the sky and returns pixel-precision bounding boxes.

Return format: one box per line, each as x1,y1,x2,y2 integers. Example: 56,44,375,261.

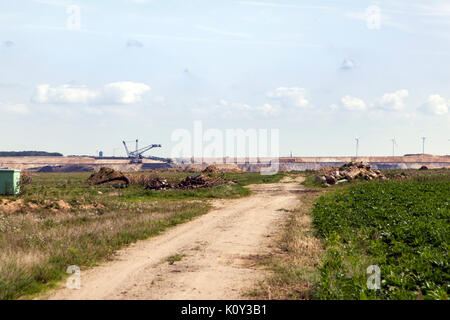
0,0,449,158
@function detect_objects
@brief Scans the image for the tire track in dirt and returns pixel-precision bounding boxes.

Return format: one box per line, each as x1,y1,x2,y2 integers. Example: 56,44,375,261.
43,176,305,300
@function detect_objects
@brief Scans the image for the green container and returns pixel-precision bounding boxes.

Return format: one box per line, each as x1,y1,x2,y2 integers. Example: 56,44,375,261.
0,169,21,195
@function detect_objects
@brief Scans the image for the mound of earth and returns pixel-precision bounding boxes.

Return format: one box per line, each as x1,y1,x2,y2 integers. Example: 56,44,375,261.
202,164,242,173
0,199,72,214
0,199,24,214
183,165,203,173
86,167,130,186
202,165,220,173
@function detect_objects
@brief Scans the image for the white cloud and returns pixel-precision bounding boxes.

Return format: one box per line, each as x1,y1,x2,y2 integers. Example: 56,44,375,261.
32,84,98,104
375,89,409,111
126,39,143,47
258,103,279,116
266,87,309,108
341,58,358,70
341,95,366,111
0,103,30,115
32,82,150,105
419,94,449,115
345,10,411,33
102,82,150,104
229,101,253,111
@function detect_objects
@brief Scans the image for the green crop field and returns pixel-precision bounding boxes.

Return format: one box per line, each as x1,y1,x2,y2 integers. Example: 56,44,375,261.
312,172,449,300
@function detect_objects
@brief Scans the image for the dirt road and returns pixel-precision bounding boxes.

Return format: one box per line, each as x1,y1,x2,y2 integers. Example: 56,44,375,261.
43,176,304,300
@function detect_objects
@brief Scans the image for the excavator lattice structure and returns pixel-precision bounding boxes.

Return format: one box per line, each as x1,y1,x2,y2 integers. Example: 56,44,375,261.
122,139,161,164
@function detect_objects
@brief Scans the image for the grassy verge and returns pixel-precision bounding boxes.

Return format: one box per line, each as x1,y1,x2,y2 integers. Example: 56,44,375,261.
0,171,284,300
312,172,449,300
250,189,324,299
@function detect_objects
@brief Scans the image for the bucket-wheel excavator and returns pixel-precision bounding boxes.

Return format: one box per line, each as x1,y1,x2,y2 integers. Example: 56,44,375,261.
122,139,161,164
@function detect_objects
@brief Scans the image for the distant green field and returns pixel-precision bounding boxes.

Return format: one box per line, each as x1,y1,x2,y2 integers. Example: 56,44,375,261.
312,172,449,300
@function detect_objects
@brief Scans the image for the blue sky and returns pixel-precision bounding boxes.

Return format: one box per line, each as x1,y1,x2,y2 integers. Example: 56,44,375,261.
0,0,449,157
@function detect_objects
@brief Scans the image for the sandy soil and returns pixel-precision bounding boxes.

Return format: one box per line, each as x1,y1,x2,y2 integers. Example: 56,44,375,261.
42,176,305,300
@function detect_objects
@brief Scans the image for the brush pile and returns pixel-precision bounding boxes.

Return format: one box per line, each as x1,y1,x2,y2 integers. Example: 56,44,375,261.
144,178,171,190
315,161,387,187
86,168,230,190
177,174,228,189
142,174,228,190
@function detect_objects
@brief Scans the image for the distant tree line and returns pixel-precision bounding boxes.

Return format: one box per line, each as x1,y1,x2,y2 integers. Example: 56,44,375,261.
0,151,63,157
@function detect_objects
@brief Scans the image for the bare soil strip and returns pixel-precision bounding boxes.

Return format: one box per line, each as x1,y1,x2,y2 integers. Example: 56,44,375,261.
42,176,304,300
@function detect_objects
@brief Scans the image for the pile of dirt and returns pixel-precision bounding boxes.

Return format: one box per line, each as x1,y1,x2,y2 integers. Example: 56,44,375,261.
177,174,228,189
315,161,387,187
202,165,220,173
204,164,242,173
0,199,24,214
0,199,72,214
86,167,130,186
54,200,71,212
183,165,203,173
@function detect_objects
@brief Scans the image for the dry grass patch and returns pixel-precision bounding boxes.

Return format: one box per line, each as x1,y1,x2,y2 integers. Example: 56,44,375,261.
0,199,210,299
250,192,323,300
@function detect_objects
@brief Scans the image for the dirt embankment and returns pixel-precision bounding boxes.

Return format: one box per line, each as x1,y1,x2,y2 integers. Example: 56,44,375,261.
41,176,305,300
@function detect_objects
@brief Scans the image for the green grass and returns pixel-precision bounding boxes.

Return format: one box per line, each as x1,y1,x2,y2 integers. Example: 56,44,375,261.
221,172,285,186
311,173,449,300
166,253,185,265
301,172,324,189
0,171,284,300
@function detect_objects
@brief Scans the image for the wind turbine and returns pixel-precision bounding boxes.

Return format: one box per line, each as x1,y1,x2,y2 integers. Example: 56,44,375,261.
421,137,427,155
390,137,398,156
355,137,360,158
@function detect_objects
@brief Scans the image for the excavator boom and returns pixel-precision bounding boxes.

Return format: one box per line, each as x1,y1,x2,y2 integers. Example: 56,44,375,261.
122,139,162,163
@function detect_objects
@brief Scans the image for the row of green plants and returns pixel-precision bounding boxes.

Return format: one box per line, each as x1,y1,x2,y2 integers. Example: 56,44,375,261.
311,174,449,299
